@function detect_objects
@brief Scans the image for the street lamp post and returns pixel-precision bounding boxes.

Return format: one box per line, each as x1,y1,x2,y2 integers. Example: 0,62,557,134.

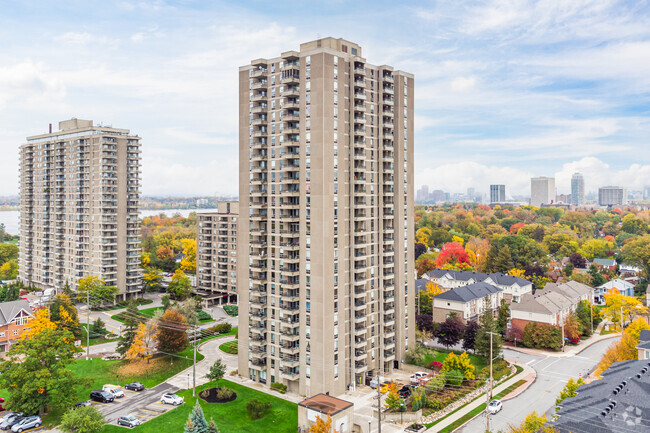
187,372,190,389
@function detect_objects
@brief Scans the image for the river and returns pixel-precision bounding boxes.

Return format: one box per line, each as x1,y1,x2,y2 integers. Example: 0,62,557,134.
0,208,218,236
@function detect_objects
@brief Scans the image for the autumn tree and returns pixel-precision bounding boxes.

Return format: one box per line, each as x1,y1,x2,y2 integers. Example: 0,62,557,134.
76,276,119,308
416,291,433,315
441,352,475,380
414,242,427,260
21,308,56,339
143,268,164,292
563,314,581,343
0,328,81,415
116,301,145,356
309,413,339,433
168,269,193,299
436,314,465,348
49,294,82,340
0,260,18,280
435,242,471,270
621,235,650,278
568,252,587,269
507,411,557,433
180,239,197,274
156,309,189,353
426,281,445,297
384,382,403,411
126,321,158,363
602,292,648,327
176,297,201,327
595,318,650,376
555,377,585,406
465,237,490,272
415,256,437,278
621,214,648,235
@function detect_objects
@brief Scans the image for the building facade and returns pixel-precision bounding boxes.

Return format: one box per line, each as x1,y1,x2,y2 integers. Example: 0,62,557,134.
196,202,238,305
237,38,415,396
598,186,627,206
570,172,584,205
489,184,505,204
530,176,555,207
0,300,34,353
20,119,141,298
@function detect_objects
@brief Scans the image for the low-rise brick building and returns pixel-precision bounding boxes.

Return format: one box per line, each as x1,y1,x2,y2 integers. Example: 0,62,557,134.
0,300,34,353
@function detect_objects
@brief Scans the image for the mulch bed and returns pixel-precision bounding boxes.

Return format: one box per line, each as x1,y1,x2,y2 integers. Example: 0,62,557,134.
198,387,237,403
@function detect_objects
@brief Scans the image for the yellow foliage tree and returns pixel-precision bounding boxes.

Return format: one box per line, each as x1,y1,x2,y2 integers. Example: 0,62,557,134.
595,317,650,376
441,352,475,380
452,235,465,245
426,281,445,297
508,411,557,433
465,237,490,272
415,227,432,246
309,413,339,433
21,308,56,339
180,239,197,274
125,321,158,363
140,252,151,267
602,292,649,326
508,268,526,278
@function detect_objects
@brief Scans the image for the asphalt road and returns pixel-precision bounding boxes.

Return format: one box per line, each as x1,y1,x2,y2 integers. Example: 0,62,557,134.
458,337,619,433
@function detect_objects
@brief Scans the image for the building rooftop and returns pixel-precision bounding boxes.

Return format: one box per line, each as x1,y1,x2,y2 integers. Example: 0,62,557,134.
553,360,650,432
0,300,32,326
426,269,530,287
298,393,353,416
433,282,502,303
593,258,617,267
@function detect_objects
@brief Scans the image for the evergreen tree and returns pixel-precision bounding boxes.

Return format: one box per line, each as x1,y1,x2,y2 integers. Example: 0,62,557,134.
116,301,141,355
185,400,208,433
207,419,220,433
485,245,499,273
492,245,513,273
496,299,510,336
474,297,503,359
62,279,72,296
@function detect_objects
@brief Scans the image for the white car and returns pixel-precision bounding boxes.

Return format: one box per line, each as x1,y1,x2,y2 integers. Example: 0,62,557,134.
161,393,184,406
410,372,429,385
103,384,125,398
488,399,502,414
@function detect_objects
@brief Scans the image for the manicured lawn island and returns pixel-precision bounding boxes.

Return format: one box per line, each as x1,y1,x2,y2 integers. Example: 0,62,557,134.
113,306,215,324
100,380,298,433
219,340,238,354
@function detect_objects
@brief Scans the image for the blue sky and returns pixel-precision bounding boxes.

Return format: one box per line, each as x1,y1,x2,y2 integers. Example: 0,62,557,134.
0,0,649,197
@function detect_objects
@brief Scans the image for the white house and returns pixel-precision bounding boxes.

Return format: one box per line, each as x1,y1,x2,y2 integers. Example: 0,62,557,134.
432,282,503,323
595,280,635,304
425,269,532,303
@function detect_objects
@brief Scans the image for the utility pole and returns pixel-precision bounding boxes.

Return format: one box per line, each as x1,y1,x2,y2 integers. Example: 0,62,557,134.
86,290,90,361
620,306,624,330
590,301,593,335
193,325,197,396
486,331,498,433
376,373,382,433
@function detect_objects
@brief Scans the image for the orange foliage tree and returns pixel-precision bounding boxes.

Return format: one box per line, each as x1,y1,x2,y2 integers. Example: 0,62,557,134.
435,242,471,269
309,413,339,433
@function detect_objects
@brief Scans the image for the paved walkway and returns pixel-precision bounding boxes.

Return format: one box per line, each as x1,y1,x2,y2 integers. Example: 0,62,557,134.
425,362,536,433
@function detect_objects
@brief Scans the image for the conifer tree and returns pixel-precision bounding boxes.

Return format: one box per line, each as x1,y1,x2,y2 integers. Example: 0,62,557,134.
117,301,142,355
185,400,208,433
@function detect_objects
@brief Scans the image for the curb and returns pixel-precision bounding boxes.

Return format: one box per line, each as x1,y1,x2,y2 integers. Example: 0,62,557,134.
504,333,621,358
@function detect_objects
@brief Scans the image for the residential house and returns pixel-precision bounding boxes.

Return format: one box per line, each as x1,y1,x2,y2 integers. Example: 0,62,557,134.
509,281,593,340
424,269,532,303
636,330,650,360
0,300,34,353
432,282,503,323
595,280,635,304
592,258,617,272
553,360,650,432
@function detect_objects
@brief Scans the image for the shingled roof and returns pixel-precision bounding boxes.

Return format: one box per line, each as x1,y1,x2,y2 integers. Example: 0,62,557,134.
0,300,32,326
433,282,502,303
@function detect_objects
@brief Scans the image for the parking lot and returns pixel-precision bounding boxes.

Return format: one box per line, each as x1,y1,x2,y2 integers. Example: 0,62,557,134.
89,382,183,426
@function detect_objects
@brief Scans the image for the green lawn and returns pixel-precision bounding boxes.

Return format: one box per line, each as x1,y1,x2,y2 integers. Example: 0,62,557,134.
420,348,487,372
219,340,238,354
81,324,119,347
100,380,297,433
113,307,214,324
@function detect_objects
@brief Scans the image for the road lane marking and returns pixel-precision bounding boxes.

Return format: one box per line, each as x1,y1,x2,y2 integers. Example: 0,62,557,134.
135,413,154,419
150,403,168,408
92,401,110,406
138,408,161,415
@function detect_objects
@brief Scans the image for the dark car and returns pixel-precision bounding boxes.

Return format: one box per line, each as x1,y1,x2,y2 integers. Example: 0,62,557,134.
399,384,414,398
0,413,24,431
74,401,92,409
124,382,145,391
90,390,114,403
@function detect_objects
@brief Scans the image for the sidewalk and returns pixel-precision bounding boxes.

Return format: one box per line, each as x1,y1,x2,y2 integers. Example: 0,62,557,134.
504,323,620,358
425,362,536,433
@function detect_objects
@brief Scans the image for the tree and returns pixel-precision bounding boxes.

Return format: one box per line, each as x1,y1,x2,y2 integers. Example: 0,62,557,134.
126,321,158,363
563,314,581,343
569,252,587,269
0,259,18,280
143,268,163,292
601,292,648,327
465,237,490,272
91,318,107,335
496,299,510,335
416,313,434,333
76,276,119,308
435,242,471,270
0,243,18,265
621,235,650,278
595,317,650,376
207,419,220,433
426,281,445,297
499,235,548,269
462,321,480,352
474,298,503,359
411,387,426,411
180,239,197,274
141,252,151,268
49,294,82,340
185,400,208,433
489,245,513,273
0,329,81,415
621,214,648,235
416,291,433,315
156,309,189,353
21,308,56,339
168,269,193,299
177,297,201,327
575,300,593,337
116,301,144,356
207,359,227,389
555,377,585,406
441,352,475,380
414,242,427,260
309,413,339,433
384,382,403,411
60,405,105,433
415,256,437,278
508,411,557,433
436,314,465,348
161,294,172,311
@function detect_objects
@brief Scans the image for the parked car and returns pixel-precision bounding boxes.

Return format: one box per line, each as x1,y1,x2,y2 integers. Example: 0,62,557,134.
74,401,91,409
369,376,386,389
398,385,415,398
0,413,23,431
160,393,184,406
124,382,145,391
410,372,428,385
378,382,393,393
488,399,502,414
117,415,141,428
90,390,114,403
11,416,41,432
102,384,125,398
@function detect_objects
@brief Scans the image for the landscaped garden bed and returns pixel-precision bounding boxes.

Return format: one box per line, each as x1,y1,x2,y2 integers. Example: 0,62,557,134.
199,387,237,403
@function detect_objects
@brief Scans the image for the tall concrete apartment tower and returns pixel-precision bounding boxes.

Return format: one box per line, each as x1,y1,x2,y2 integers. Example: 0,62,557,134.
571,173,585,206
19,119,141,298
237,38,415,396
196,202,239,305
530,176,555,207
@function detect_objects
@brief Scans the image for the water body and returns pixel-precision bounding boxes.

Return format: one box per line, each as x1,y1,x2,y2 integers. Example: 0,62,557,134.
0,208,218,236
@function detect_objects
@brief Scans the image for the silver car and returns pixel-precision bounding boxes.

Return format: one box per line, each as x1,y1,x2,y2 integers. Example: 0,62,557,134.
11,416,41,433
0,413,23,431
117,415,141,428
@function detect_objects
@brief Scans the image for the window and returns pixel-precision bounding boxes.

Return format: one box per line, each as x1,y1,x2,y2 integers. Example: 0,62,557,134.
13,330,18,336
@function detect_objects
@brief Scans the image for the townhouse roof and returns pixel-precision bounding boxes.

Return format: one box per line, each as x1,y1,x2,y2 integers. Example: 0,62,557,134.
593,258,616,267
639,330,650,343
426,269,530,287
433,282,502,303
598,280,635,291
511,282,590,315
485,273,530,287
552,360,650,432
546,281,593,299
415,278,427,293
0,300,32,326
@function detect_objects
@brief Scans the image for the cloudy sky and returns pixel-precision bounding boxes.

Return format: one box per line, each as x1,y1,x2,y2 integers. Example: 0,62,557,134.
1,0,649,198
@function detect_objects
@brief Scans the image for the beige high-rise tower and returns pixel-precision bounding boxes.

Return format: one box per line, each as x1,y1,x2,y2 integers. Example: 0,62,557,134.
19,119,141,298
237,38,415,396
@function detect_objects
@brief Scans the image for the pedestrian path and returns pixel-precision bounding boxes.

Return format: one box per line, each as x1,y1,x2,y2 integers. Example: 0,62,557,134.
425,362,536,433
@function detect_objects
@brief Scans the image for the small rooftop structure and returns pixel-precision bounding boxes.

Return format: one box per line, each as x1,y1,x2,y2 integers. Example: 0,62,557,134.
298,394,353,433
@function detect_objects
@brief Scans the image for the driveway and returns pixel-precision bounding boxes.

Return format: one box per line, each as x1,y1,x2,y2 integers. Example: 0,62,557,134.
457,337,619,433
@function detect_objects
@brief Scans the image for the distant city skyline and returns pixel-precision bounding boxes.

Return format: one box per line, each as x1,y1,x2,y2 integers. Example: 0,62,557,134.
0,1,649,196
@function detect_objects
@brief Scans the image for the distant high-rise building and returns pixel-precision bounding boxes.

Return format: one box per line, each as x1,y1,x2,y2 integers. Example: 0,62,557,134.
238,38,415,396
19,119,141,298
531,177,555,207
196,201,238,304
599,186,627,206
416,185,429,202
490,185,506,203
571,173,585,206
466,187,475,202
431,190,445,202
644,186,650,200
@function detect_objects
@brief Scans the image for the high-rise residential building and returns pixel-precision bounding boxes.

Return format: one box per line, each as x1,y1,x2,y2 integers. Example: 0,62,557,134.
571,173,585,206
196,202,238,305
466,187,475,202
416,185,429,202
530,177,555,207
237,37,415,396
431,190,445,202
598,186,627,206
19,119,141,298
489,185,506,204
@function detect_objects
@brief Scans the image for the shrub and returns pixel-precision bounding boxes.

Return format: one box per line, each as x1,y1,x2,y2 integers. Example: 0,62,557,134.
441,352,475,380
445,369,463,387
216,388,234,400
270,382,287,394
197,310,212,321
223,305,238,316
405,345,431,366
211,323,232,335
411,387,426,411
426,397,445,411
246,399,271,420
428,360,443,371
200,389,210,398
522,322,562,351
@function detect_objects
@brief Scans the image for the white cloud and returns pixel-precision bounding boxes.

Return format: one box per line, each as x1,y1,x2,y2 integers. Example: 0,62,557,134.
450,76,477,92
